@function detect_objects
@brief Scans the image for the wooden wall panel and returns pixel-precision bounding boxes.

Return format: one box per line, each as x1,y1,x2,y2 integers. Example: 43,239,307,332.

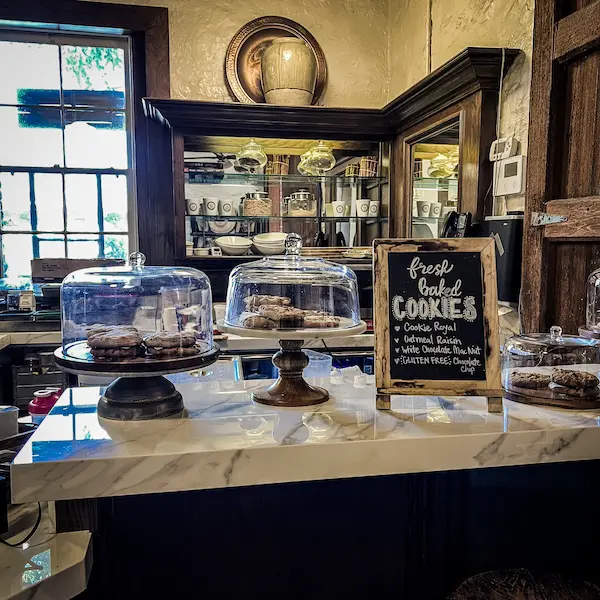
548,243,600,331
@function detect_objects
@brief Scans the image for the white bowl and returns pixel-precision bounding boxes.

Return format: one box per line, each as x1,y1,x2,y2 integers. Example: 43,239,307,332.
253,232,288,245
252,242,285,256
215,236,252,256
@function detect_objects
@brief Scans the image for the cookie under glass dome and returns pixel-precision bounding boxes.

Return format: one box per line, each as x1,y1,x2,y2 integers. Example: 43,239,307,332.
61,252,214,357
502,325,600,408
224,234,361,332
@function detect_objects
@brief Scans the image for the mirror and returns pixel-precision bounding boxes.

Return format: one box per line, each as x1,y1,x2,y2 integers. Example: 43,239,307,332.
409,117,460,238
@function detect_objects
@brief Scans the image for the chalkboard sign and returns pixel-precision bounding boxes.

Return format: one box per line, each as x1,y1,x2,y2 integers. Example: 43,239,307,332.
374,239,501,408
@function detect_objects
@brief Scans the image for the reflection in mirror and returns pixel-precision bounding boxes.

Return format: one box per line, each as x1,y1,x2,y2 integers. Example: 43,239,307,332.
410,118,460,239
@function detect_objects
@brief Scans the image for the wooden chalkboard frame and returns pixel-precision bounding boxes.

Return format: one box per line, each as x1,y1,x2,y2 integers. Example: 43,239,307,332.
373,238,502,409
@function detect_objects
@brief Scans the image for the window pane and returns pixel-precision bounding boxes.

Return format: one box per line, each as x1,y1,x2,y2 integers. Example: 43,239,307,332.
34,173,64,232
64,110,127,169
0,106,64,167
2,234,33,278
104,234,128,259
61,45,126,108
65,174,98,232
101,174,128,232
0,41,60,105
67,234,99,259
38,234,65,258
0,173,30,231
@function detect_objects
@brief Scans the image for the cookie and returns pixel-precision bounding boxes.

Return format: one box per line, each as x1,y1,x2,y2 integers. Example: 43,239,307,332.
258,306,304,328
551,384,600,398
87,329,142,349
509,372,551,389
551,368,599,389
242,316,277,329
90,347,139,360
303,315,340,328
146,346,198,357
144,331,196,349
244,295,291,311
85,324,137,339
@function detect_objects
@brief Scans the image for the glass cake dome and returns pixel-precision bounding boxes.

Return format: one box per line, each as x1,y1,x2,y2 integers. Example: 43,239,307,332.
502,325,600,402
224,234,361,331
60,252,214,359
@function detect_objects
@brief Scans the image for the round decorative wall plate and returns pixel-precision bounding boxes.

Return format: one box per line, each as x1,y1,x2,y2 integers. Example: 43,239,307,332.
225,16,327,105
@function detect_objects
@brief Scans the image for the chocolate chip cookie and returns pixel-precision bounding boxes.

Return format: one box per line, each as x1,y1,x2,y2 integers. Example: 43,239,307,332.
85,324,137,339
258,305,304,328
242,315,277,329
90,347,139,360
551,368,599,389
509,372,551,389
144,331,196,349
244,294,291,311
303,315,340,328
146,346,199,358
87,329,142,349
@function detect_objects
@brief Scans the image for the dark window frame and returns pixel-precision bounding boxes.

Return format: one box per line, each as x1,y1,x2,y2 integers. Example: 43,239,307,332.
0,0,170,267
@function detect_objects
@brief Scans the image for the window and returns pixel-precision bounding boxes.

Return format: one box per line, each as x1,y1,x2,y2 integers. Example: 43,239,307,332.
0,30,135,279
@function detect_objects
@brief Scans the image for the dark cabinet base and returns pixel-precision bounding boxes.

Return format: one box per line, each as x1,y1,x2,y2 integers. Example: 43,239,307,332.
58,460,600,599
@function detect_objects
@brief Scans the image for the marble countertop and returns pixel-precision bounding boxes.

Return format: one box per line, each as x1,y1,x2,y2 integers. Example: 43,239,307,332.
0,503,91,600
11,375,600,503
219,332,373,352
0,331,373,352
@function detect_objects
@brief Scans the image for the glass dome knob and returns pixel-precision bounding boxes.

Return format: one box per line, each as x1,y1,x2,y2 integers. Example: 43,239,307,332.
550,325,563,341
285,233,303,256
128,252,146,269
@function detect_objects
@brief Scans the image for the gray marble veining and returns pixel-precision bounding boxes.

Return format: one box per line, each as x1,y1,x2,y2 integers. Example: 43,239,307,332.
11,377,600,503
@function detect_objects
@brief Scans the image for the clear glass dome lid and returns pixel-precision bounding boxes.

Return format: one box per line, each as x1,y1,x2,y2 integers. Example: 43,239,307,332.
61,252,214,353
224,234,361,331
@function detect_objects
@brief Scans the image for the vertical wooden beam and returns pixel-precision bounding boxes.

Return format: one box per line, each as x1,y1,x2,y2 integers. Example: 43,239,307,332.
521,0,558,332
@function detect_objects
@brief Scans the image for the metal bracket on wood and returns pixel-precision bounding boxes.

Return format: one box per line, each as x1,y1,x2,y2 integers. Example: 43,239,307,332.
531,212,568,226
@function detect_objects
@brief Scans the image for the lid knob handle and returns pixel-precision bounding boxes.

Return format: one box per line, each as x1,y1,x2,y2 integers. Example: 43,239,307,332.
550,325,563,341
128,252,146,269
285,233,303,256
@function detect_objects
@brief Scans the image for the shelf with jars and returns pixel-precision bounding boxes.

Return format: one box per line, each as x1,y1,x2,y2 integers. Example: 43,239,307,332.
182,137,389,259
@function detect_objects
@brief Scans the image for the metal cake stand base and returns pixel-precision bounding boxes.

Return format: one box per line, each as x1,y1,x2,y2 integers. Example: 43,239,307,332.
252,340,329,407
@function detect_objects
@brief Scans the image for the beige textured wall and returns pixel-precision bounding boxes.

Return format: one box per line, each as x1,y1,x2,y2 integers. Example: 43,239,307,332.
93,0,390,108
388,0,534,211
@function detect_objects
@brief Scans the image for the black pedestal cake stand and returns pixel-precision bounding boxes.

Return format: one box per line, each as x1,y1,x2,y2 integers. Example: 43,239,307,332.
55,341,220,421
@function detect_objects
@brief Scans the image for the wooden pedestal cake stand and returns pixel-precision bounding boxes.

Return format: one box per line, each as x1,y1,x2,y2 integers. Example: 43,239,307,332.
218,320,366,407
55,341,220,421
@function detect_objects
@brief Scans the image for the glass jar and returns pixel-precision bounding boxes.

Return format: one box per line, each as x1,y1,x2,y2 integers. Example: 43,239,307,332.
288,189,317,217
304,141,336,174
298,150,318,176
243,191,272,216
502,325,600,400
586,267,600,332
236,139,268,172
224,234,361,331
60,252,214,355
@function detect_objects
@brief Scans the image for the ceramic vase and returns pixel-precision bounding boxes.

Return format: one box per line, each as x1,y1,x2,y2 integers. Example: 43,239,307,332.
261,37,317,106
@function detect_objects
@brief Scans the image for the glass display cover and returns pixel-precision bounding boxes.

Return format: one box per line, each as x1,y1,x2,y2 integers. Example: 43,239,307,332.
502,325,600,399
224,234,360,331
61,252,214,358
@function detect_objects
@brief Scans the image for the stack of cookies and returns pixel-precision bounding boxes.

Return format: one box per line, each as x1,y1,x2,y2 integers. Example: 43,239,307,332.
143,331,198,358
86,325,142,361
85,324,200,361
509,367,599,398
241,294,340,330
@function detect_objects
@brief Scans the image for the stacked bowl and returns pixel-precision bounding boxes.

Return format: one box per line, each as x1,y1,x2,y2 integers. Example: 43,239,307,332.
252,232,287,255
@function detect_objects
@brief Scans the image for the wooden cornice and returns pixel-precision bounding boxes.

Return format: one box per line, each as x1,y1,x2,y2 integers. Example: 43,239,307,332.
144,47,519,140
